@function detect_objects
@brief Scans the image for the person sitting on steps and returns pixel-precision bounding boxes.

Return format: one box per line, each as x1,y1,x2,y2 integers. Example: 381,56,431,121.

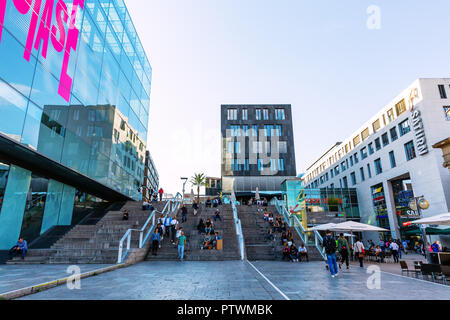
197,219,205,235
7,238,28,261
213,209,222,222
282,243,290,261
289,244,299,262
267,228,275,241
122,209,129,221
298,244,309,262
202,232,214,250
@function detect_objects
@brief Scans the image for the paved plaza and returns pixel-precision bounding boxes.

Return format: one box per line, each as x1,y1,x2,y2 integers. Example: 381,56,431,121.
0,264,113,295
5,260,448,300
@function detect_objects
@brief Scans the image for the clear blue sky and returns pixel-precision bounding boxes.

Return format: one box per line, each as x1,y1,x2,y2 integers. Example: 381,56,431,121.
125,0,450,194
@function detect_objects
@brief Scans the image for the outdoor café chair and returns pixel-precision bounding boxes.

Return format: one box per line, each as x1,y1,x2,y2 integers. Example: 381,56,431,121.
399,260,420,278
420,264,447,285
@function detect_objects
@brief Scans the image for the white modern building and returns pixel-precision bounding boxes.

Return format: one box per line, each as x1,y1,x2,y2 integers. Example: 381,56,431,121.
304,78,450,246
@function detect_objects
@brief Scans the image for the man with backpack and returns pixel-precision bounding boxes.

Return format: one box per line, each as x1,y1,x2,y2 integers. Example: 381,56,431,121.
323,230,338,278
338,233,350,270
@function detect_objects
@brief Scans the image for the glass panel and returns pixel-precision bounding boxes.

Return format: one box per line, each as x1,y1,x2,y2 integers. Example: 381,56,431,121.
0,80,28,143
20,174,49,243
0,161,10,213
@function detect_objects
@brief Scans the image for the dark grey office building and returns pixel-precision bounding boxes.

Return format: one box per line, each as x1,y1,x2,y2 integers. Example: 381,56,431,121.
221,105,297,196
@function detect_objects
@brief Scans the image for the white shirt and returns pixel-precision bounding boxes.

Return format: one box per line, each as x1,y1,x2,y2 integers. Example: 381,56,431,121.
176,230,182,238
390,242,399,251
353,241,365,253
171,219,178,227
299,247,307,253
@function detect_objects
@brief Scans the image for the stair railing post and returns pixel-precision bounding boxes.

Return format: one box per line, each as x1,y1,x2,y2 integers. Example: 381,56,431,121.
118,242,123,264
139,231,143,249
127,232,131,253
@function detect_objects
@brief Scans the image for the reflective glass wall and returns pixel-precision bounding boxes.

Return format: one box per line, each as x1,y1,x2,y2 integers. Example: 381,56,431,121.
0,0,151,200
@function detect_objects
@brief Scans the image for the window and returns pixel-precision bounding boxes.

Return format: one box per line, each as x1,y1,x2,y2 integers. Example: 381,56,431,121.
382,133,389,147
374,158,383,175
242,125,248,136
360,167,365,181
275,108,285,120
390,127,398,141
395,99,406,116
350,172,356,186
235,142,241,153
341,162,346,172
354,153,359,164
368,143,374,155
353,135,361,147
263,109,269,120
438,85,447,99
375,138,381,151
257,159,263,171
252,125,258,136
387,109,394,123
244,159,250,171
444,106,450,121
264,125,273,136
389,151,396,168
361,147,368,159
270,159,277,171
274,125,282,136
372,119,381,133
256,109,262,120
361,128,370,141
334,166,339,176
278,159,285,171
279,141,287,153
342,176,348,188
367,164,372,178
227,109,237,120
350,156,354,167
399,119,411,136
242,109,248,120
404,141,416,161
227,142,234,153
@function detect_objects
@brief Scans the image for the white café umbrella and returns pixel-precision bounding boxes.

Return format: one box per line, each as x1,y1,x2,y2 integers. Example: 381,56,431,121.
255,187,260,201
329,221,388,246
309,223,339,231
411,212,450,226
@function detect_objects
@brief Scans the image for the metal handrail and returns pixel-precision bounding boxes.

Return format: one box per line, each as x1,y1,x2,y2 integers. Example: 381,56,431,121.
231,201,245,260
273,198,326,260
117,192,182,264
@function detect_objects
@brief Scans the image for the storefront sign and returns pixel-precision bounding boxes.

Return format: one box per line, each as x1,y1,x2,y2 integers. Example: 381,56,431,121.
305,198,343,205
411,110,429,156
408,87,429,156
0,0,85,102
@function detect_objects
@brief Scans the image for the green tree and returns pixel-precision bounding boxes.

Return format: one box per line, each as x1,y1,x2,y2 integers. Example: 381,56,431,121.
190,173,207,203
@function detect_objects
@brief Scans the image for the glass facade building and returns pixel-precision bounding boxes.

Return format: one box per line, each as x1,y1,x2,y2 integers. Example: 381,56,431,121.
0,0,152,249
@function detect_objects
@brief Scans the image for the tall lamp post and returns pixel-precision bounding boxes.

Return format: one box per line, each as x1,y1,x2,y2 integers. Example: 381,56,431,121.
181,177,188,205
409,196,431,263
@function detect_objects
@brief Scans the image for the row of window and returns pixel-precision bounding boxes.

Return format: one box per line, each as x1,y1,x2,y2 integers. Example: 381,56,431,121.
307,116,412,183
226,141,288,154
230,159,285,172
228,125,283,137
309,141,417,188
227,108,286,121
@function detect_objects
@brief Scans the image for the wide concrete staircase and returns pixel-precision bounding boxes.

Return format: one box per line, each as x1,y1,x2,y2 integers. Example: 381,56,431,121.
239,205,323,261
6,201,168,265
145,204,241,261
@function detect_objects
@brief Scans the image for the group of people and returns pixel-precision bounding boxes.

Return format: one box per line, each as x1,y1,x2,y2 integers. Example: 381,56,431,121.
260,207,309,263
248,197,268,207
150,213,187,261
323,230,362,277
205,197,222,208
197,213,222,250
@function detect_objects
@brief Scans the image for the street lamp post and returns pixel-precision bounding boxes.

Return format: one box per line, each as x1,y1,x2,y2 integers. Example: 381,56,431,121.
181,177,188,205
410,196,431,263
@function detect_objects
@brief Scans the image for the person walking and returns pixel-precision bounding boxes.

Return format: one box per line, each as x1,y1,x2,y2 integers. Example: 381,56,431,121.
177,231,187,261
151,229,161,256
353,238,365,268
338,233,350,270
158,188,164,202
164,215,172,238
181,205,188,223
390,240,400,263
193,201,199,216
323,230,338,278
170,217,179,244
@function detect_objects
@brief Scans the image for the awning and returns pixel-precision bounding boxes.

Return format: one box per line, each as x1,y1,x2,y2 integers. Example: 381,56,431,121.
403,227,450,236
411,212,450,226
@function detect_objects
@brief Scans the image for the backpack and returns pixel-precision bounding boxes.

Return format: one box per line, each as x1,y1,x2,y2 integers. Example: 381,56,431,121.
323,236,336,255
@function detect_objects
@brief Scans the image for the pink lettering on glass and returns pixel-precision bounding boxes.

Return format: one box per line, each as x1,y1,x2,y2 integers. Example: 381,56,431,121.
51,0,68,53
58,0,84,102
0,0,7,44
34,0,53,58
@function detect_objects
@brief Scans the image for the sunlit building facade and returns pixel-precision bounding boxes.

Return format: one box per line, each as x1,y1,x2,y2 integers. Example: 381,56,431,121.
0,0,152,248
304,79,450,245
